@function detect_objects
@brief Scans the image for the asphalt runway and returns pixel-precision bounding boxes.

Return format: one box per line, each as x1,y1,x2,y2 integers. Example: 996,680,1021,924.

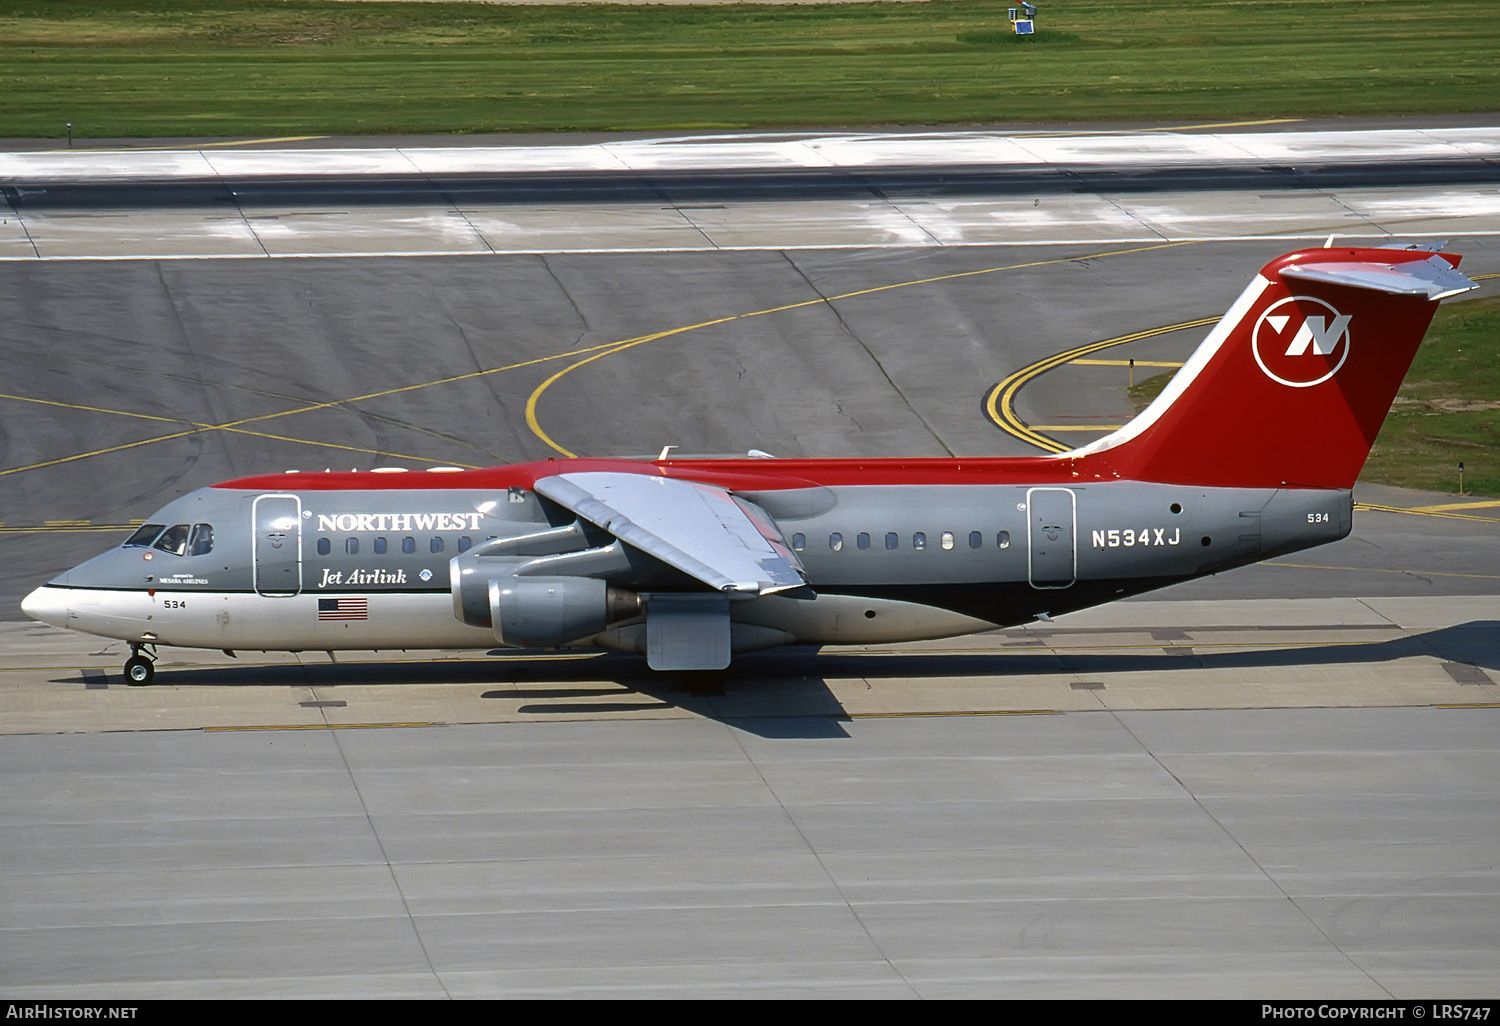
3,127,1500,998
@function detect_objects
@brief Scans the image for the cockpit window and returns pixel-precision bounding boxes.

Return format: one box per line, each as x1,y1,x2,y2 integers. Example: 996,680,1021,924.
188,523,214,556
153,524,191,556
123,524,165,548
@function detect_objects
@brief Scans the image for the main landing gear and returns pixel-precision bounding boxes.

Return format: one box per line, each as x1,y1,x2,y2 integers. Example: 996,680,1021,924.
124,643,156,686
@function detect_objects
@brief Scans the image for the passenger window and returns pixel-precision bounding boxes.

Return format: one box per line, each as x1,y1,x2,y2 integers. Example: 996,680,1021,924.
969,531,983,549
373,536,387,555
153,524,190,556
123,524,164,548
913,532,927,550
430,537,444,553
188,524,214,556
857,532,871,550
792,533,805,551
317,537,331,556
885,532,898,550
402,536,415,554
458,536,472,552
829,532,843,552
346,537,358,555
997,530,1011,549
940,532,954,551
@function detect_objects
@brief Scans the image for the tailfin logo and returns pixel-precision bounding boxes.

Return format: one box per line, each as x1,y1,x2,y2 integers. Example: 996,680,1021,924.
1252,296,1351,387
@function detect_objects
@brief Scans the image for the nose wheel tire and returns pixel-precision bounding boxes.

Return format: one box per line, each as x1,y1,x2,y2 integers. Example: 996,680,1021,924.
124,656,154,686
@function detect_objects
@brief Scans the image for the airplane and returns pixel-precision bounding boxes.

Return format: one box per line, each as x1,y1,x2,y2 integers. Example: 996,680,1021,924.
20,244,1478,686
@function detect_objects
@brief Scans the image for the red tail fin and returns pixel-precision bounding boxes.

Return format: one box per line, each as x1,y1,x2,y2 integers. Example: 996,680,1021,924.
1072,246,1477,489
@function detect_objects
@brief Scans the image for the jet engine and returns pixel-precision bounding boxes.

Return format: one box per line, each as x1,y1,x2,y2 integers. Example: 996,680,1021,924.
449,529,642,648
489,576,642,649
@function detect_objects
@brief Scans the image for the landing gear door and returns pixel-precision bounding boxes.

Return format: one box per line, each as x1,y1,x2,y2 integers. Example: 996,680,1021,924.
1027,487,1076,589
253,494,302,597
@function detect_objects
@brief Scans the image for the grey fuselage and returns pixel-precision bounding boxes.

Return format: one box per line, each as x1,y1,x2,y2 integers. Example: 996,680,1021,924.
28,476,1350,657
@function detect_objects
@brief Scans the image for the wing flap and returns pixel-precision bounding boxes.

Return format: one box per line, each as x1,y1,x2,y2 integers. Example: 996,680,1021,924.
534,472,805,595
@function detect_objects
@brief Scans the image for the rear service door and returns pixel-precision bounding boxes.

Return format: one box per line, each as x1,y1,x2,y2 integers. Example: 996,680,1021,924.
252,494,302,596
1027,487,1076,589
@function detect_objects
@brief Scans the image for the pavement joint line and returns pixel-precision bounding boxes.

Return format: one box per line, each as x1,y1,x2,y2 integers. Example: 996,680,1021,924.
204,722,437,732
5,700,1492,739
848,709,1060,718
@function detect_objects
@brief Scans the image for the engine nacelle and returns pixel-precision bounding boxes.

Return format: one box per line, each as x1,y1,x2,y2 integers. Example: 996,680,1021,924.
488,576,641,649
452,556,519,629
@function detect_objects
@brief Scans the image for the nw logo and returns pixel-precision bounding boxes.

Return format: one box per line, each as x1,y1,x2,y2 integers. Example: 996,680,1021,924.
1252,296,1351,387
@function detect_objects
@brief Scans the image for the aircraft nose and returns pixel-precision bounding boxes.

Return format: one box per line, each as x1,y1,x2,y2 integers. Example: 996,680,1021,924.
20,586,69,628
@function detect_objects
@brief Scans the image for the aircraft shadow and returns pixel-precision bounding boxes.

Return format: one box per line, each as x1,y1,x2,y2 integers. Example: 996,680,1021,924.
808,620,1500,678
55,620,1497,740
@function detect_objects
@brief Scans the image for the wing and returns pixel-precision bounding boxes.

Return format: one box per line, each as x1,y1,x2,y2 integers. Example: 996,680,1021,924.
533,471,806,596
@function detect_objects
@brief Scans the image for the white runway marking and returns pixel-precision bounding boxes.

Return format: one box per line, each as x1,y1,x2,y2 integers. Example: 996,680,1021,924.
6,126,1500,178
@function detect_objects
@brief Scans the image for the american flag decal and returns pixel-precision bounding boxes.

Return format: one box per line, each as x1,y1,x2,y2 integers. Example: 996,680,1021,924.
318,597,368,621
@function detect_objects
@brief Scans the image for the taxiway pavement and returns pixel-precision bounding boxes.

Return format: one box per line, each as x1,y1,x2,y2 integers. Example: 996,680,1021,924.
4,704,1497,998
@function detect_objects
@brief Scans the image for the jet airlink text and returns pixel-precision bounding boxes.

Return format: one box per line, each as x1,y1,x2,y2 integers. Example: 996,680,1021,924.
318,567,410,588
315,512,485,533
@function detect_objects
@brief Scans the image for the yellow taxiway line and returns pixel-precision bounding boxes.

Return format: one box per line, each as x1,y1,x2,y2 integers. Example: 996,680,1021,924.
1355,502,1500,524
981,318,1217,453
1407,499,1500,513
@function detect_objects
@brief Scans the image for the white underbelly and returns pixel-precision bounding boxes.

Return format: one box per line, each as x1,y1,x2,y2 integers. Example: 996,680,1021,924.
33,586,1000,656
41,588,495,652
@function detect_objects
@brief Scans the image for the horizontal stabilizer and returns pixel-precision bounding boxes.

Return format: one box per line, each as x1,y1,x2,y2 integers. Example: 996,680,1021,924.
1280,254,1477,300
535,472,806,596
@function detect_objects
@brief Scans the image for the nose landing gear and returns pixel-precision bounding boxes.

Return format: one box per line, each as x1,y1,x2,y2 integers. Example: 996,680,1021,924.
124,643,156,686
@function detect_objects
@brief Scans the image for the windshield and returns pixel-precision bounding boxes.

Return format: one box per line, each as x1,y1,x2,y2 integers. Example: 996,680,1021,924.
154,525,191,556
122,524,164,548
188,523,214,556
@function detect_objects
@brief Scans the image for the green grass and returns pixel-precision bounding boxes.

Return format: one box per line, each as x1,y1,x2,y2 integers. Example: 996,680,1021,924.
2,0,1499,138
1363,296,1500,497
1130,296,1500,497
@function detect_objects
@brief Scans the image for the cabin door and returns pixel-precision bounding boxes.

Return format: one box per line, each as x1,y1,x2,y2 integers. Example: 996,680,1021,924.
252,494,303,597
1027,487,1076,589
